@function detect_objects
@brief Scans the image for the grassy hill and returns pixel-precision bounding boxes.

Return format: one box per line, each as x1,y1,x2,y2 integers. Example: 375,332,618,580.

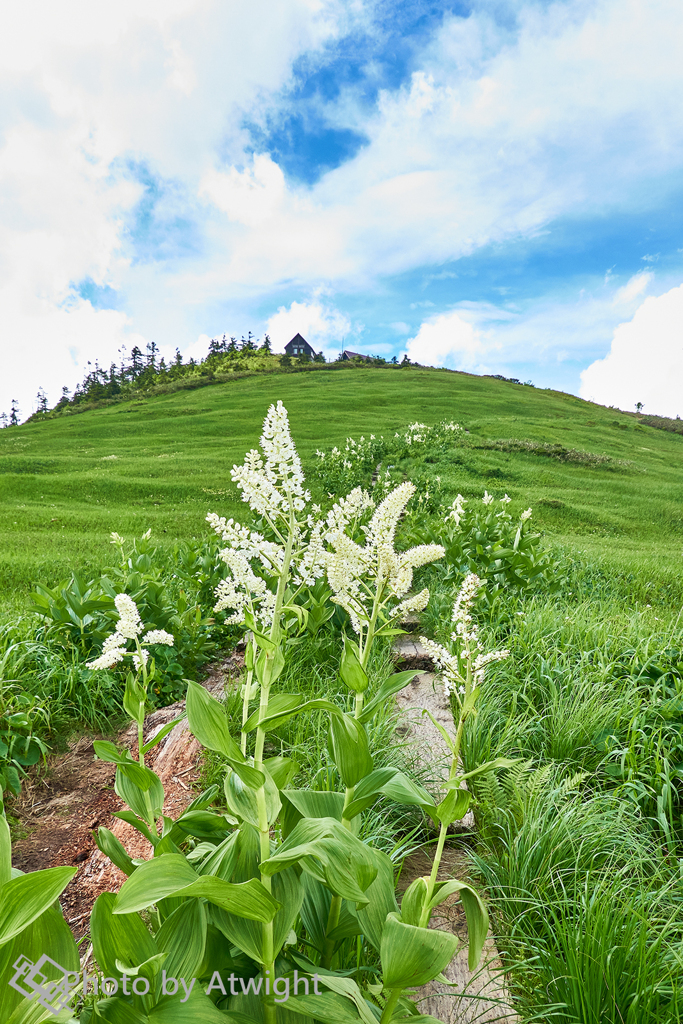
1,364,682,610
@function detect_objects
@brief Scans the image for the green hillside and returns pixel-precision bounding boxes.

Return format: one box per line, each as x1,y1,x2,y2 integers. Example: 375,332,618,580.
1,365,682,610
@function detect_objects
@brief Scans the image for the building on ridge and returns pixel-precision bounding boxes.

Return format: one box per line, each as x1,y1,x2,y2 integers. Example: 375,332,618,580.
340,349,369,361
284,334,316,359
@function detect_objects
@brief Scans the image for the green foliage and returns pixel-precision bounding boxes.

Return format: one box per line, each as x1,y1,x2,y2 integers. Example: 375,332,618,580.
312,418,464,495
408,494,562,625
28,573,115,654
0,691,49,799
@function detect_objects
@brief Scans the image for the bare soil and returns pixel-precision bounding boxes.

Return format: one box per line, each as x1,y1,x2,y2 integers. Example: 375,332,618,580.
9,649,244,941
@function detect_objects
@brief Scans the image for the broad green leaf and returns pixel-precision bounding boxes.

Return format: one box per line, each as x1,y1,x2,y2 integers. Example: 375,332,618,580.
7,998,79,1024
123,674,147,728
400,876,428,927
339,637,368,693
358,671,417,724
170,810,232,841
212,868,303,966
173,876,280,922
112,809,158,847
316,975,378,1024
248,697,341,734
224,766,280,828
224,756,266,791
196,830,240,879
380,913,458,989
299,873,332,954
142,716,187,755
435,788,471,827
254,644,286,688
0,901,79,1021
271,866,305,959
379,772,436,816
148,989,229,1022
91,999,148,1023
261,817,377,906
0,866,76,947
115,766,164,828
91,891,157,978
95,826,136,876
113,853,198,912
281,790,346,838
354,849,398,951
263,755,299,790
155,899,207,980
207,904,262,964
427,880,489,971
0,814,11,886
329,714,373,788
287,992,365,1024
93,739,125,763
244,693,302,733
343,767,399,819
185,680,243,762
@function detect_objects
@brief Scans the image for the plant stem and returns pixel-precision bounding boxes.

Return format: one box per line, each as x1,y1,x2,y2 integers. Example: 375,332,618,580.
241,662,254,756
321,893,343,969
380,987,402,1023
256,505,295,1024
419,681,468,927
324,696,365,968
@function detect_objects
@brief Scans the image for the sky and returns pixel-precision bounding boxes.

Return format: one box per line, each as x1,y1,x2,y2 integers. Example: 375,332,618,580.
1,0,683,421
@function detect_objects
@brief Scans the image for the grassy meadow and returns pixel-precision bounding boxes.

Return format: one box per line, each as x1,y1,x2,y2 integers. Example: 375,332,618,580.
2,364,683,610
3,364,683,1022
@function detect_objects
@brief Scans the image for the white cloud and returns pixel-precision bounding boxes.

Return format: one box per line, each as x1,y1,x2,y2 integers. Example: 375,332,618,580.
0,0,353,415
404,310,488,371
613,271,653,305
200,155,286,228
3,0,683,415
182,0,683,307
266,299,352,359
580,283,683,418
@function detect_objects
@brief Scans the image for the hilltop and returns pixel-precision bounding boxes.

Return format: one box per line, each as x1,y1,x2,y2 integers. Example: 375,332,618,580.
1,365,682,610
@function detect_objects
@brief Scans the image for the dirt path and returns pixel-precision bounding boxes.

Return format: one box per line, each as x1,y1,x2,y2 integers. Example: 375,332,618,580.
11,636,517,1021
10,650,244,939
394,635,518,1023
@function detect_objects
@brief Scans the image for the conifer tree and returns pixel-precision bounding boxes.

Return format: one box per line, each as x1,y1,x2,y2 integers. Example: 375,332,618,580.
9,399,20,426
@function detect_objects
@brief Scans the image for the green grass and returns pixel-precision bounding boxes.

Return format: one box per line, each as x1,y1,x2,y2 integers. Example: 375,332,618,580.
2,365,683,611
4,363,683,1017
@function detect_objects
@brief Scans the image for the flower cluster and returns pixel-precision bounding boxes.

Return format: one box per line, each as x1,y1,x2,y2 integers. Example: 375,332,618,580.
447,492,532,531
86,594,174,671
325,481,444,636
420,573,508,698
313,418,465,498
208,403,332,625
231,401,311,518
314,433,385,495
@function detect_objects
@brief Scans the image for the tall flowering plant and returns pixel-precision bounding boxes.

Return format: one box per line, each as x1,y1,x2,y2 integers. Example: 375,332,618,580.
417,573,513,929
76,403,493,1024
87,593,174,761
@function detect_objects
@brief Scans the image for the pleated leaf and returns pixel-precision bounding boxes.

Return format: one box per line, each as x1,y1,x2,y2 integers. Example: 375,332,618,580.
0,866,76,947
380,913,458,989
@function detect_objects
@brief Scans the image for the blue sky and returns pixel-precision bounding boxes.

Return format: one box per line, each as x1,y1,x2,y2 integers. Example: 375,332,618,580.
1,0,683,419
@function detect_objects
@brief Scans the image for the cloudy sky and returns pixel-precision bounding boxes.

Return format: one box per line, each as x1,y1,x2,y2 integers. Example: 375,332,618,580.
2,0,682,420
